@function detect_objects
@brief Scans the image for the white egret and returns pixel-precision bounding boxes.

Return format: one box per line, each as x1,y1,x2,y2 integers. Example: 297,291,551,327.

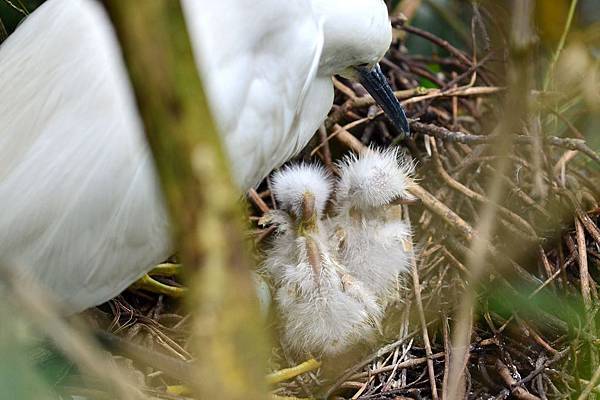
262,164,381,356
329,147,414,301
0,0,410,313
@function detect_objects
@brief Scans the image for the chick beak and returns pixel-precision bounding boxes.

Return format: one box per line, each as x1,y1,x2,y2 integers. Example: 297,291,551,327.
300,192,317,229
299,192,321,278
355,63,410,138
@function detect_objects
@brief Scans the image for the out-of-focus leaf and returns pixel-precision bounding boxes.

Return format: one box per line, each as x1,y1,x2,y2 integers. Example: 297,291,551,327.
0,304,57,400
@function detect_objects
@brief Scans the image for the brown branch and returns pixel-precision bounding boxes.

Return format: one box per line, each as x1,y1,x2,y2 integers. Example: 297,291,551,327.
406,207,438,400
395,22,473,67
429,138,538,239
495,359,541,400
411,122,600,165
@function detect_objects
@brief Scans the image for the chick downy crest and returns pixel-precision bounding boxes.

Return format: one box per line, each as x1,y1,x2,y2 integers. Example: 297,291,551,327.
263,163,381,356
335,146,415,211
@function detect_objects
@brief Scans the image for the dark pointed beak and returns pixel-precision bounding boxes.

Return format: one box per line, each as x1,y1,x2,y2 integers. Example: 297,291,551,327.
355,63,410,138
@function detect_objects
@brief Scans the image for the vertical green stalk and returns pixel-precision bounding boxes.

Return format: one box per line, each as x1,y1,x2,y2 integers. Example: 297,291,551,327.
103,2,269,399
543,0,579,90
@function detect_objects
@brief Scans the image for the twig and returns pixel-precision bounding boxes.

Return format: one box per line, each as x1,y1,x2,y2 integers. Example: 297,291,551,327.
574,218,592,308
429,137,538,239
495,359,541,400
406,207,439,400
411,122,600,165
248,189,271,214
395,23,473,67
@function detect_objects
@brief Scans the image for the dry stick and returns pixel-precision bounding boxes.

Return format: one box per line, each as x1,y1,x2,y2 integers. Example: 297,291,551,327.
311,118,370,155
350,376,374,400
325,325,434,397
405,206,439,400
395,23,473,67
516,349,569,387
350,352,447,380
495,359,541,400
351,87,427,108
576,207,600,245
574,215,598,369
482,165,550,219
318,124,333,171
442,315,451,400
547,108,585,139
332,84,499,123
248,189,271,214
538,247,557,291
515,317,559,355
332,76,359,101
402,86,502,107
528,115,548,199
411,122,600,165
429,137,538,239
575,218,592,308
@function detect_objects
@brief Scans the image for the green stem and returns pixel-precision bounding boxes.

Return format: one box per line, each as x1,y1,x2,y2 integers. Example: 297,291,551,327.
543,0,579,90
103,2,270,399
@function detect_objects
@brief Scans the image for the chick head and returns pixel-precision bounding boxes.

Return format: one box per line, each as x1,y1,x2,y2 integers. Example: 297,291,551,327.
271,163,332,233
335,147,414,212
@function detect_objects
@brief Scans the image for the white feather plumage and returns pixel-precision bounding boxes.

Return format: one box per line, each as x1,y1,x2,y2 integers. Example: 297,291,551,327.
329,147,414,300
270,164,332,219
263,165,381,356
335,147,415,211
0,0,401,313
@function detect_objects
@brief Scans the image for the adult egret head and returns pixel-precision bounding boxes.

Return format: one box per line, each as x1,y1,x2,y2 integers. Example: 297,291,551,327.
312,0,410,136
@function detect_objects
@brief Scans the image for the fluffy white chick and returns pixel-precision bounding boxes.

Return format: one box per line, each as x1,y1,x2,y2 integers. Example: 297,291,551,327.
262,164,381,356
329,147,415,302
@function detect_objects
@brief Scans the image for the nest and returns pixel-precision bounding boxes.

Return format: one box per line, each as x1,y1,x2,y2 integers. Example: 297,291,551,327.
79,8,600,400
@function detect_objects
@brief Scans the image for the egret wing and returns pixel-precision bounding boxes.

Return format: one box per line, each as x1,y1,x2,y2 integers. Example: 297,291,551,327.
182,0,325,188
0,0,171,312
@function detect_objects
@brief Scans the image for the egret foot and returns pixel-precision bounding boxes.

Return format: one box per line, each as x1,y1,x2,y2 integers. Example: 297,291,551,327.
146,262,182,278
266,358,321,385
131,263,186,297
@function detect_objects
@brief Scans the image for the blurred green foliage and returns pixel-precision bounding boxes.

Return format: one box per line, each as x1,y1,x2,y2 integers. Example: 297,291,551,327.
406,0,471,55
0,305,56,400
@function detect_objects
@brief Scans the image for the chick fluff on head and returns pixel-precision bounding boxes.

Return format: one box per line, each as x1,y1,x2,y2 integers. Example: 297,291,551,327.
262,164,381,356
329,147,415,304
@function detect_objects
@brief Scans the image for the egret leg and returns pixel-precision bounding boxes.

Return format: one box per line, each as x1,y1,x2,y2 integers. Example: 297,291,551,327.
265,358,321,385
130,263,186,297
